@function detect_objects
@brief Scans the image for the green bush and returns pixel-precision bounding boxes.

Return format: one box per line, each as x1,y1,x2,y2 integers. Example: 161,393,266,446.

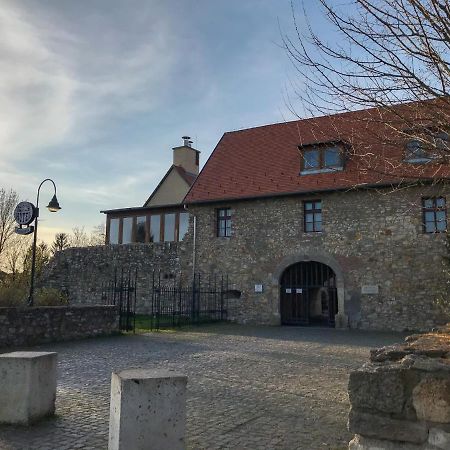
0,285,27,307
34,288,69,306
0,284,69,307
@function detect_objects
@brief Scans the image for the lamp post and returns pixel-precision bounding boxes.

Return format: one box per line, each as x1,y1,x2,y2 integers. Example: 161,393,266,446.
28,179,61,306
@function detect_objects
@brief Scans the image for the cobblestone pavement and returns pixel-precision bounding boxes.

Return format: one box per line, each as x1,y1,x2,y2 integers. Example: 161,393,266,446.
0,324,405,450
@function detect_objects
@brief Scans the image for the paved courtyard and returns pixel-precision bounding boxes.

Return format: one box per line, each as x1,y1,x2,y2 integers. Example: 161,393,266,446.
0,324,404,450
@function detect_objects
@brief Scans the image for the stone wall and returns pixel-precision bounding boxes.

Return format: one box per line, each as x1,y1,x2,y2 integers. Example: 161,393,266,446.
41,240,193,314
348,325,450,449
41,184,449,331
189,184,450,330
0,306,119,348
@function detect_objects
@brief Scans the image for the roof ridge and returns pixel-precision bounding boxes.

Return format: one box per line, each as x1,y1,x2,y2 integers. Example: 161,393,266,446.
224,98,438,136
224,107,371,135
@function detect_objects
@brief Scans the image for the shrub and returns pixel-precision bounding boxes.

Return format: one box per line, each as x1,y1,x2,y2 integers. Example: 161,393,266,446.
34,288,69,307
0,285,27,307
0,285,69,307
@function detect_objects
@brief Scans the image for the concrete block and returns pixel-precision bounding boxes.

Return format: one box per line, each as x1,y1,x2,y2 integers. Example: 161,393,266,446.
108,368,187,450
0,351,57,425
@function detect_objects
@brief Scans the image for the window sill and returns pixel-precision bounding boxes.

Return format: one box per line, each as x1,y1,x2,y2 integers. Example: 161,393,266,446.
300,167,343,175
404,158,434,164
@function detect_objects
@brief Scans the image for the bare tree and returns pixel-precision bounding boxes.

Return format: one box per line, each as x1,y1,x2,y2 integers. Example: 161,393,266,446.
0,188,19,263
283,0,450,176
4,234,31,281
66,224,106,248
51,233,70,255
69,226,91,247
89,224,106,246
22,241,51,279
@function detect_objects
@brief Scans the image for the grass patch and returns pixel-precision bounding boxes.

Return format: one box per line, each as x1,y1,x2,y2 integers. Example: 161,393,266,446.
133,314,225,332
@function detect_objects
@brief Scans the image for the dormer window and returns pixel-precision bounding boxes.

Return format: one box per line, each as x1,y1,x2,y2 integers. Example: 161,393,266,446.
404,139,434,163
404,129,449,163
300,143,344,175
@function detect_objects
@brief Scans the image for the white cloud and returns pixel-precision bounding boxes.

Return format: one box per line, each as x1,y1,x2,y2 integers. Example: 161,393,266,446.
0,2,75,160
0,1,179,161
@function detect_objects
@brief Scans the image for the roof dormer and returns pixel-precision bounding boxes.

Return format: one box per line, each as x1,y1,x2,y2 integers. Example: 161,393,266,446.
299,140,348,175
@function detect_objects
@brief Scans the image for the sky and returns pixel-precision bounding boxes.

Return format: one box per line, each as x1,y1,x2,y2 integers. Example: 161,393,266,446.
0,0,325,244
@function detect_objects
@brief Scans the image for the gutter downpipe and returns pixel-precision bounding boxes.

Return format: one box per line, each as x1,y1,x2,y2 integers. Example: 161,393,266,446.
183,204,196,281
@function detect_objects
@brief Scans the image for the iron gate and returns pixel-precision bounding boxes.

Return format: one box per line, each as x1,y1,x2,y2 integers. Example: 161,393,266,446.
149,272,228,329
280,261,338,327
101,269,137,332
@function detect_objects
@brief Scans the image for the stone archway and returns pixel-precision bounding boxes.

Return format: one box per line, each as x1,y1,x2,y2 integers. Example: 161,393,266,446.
272,252,348,328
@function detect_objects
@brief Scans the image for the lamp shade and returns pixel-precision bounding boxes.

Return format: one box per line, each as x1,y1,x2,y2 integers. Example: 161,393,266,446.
47,194,61,212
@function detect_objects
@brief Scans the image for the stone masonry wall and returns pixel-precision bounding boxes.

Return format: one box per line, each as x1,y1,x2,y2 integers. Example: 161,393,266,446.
347,325,450,449
189,184,450,331
41,239,193,314
0,306,119,348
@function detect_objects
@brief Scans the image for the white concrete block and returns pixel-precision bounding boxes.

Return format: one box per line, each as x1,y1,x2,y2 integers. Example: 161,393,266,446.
0,351,57,425
108,368,187,450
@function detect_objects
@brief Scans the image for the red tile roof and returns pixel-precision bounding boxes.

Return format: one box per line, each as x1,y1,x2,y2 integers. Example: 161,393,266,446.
185,102,450,204
174,165,197,186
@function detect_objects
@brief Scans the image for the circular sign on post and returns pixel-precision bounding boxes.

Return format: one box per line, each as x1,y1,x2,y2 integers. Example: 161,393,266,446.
14,202,36,226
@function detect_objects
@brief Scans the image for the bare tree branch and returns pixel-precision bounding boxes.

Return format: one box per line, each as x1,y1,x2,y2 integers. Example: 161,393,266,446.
0,188,19,263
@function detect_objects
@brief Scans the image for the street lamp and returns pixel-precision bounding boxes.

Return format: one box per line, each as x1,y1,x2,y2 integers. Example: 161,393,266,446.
28,179,61,306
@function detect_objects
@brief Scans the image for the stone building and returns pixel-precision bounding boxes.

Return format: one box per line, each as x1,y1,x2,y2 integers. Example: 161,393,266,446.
46,103,450,331
182,102,450,331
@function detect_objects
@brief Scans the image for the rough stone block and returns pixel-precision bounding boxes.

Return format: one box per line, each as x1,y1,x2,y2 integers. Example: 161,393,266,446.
349,434,435,449
108,368,187,450
0,351,57,425
348,366,405,414
348,409,428,444
413,378,450,423
428,428,450,449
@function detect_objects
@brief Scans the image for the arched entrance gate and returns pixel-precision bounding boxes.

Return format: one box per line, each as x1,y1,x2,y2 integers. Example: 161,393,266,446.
280,261,338,327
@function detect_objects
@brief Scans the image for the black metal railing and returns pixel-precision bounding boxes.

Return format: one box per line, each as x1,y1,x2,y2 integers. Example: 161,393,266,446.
101,269,137,332
148,272,228,330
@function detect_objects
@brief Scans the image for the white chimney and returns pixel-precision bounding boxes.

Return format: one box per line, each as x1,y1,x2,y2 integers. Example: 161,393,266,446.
172,136,200,175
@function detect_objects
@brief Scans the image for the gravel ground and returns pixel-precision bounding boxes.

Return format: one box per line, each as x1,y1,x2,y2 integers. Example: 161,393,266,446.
0,324,405,450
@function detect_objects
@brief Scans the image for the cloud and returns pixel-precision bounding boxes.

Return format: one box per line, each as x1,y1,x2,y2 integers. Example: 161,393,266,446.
0,1,179,161
0,2,75,160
